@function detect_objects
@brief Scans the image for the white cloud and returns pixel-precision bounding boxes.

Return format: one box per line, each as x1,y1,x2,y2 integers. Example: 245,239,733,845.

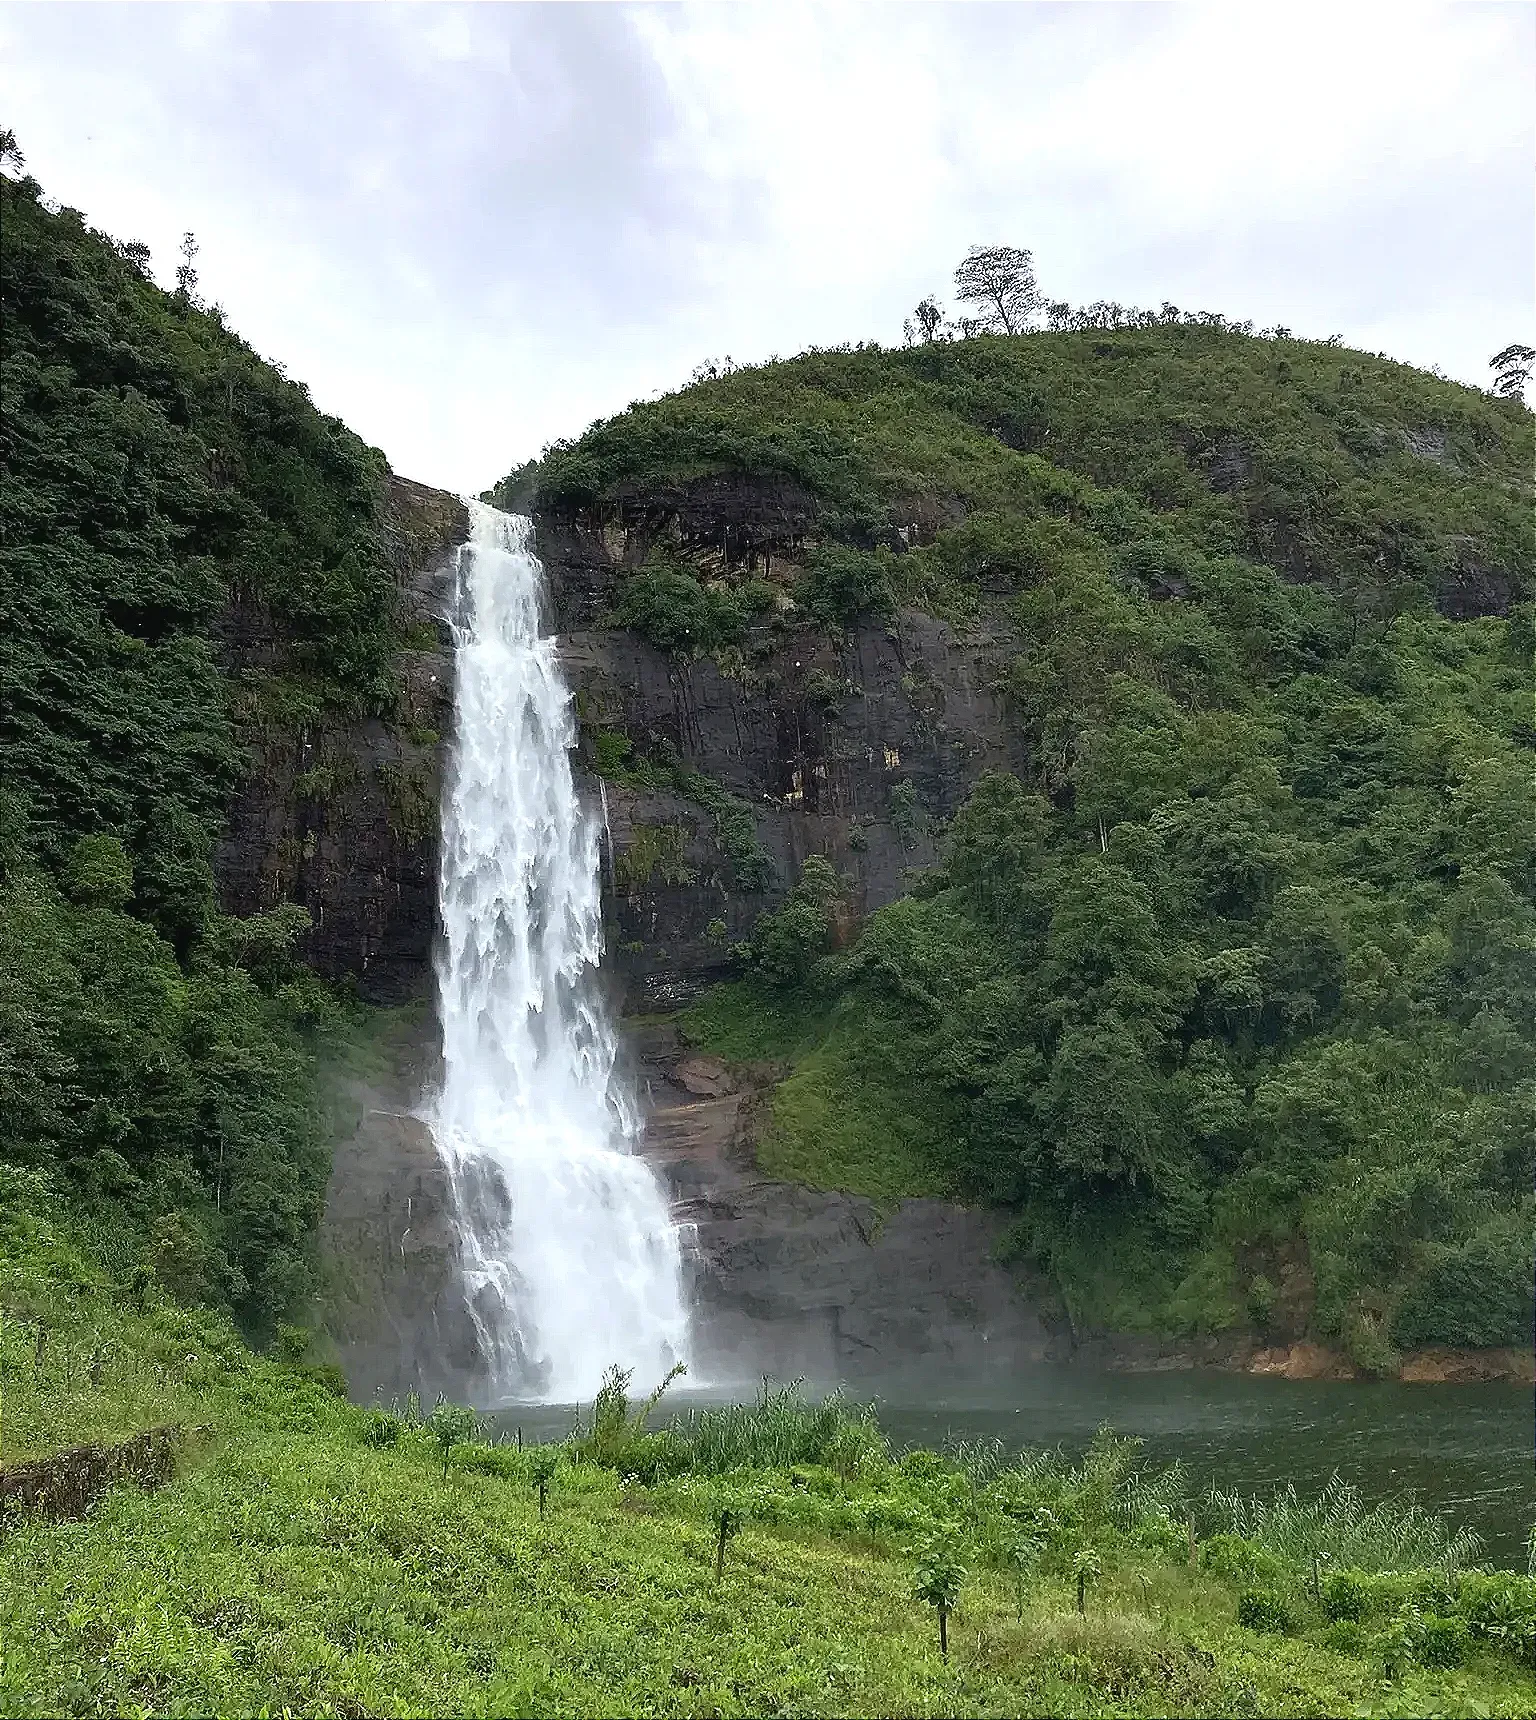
2,2,1530,490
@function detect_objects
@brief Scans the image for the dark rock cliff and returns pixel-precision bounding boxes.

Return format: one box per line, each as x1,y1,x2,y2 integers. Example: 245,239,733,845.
628,1019,1063,1384
215,470,1025,1022
211,472,474,1392
215,474,468,1002
542,498,1028,1009
317,1006,483,1401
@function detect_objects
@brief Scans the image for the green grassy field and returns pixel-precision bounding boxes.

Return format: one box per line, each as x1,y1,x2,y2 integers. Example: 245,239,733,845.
7,1422,1535,1720
4,1181,1535,1718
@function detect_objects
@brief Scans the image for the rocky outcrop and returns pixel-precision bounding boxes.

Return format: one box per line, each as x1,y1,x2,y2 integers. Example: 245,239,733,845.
543,500,1028,1010
214,474,467,1001
628,1019,1064,1382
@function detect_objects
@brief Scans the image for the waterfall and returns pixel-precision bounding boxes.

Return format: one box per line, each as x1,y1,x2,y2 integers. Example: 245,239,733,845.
430,501,690,1403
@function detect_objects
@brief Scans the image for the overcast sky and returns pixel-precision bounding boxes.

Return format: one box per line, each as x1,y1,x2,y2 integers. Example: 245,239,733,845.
4,3,1532,492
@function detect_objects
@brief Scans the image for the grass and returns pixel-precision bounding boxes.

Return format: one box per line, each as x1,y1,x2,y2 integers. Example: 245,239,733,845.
4,1189,1535,1716
681,984,957,1210
677,1381,887,1474
5,1411,1535,1717
1209,1477,1485,1574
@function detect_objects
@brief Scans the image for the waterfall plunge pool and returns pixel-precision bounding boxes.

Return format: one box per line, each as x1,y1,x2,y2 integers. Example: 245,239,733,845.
488,1367,1533,1568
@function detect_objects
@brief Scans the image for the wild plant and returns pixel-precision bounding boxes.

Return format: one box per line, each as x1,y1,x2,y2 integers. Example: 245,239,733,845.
1114,1460,1188,1533
427,1400,479,1479
528,1444,559,1518
579,1361,688,1481
1237,1588,1293,1633
363,1407,402,1449
1208,1476,1482,1573
714,1505,740,1580
1007,1529,1045,1620
683,1380,887,1474
1072,1546,1101,1615
912,1535,965,1659
945,1436,1011,1487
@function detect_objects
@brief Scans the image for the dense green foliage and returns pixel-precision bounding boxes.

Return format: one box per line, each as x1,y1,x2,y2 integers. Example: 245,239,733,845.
539,327,1535,1363
611,551,779,655
4,1195,1534,1716
0,173,402,1329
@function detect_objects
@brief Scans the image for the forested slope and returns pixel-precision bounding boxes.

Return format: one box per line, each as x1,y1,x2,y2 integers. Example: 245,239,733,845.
0,169,408,1330
507,322,1535,1365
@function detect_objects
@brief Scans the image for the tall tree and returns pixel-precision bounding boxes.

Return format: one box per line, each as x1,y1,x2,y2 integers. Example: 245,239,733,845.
175,231,200,304
953,244,1040,336
1489,343,1534,401
903,295,944,344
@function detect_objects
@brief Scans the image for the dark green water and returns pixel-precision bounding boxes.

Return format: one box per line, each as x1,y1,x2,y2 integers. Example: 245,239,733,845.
494,1367,1534,1567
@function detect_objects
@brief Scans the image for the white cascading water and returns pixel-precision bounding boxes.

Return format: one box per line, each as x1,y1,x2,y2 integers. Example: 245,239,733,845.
430,501,690,1402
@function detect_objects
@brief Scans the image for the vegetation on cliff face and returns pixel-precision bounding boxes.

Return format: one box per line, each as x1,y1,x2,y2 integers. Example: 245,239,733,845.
514,323,1534,1365
0,169,405,1330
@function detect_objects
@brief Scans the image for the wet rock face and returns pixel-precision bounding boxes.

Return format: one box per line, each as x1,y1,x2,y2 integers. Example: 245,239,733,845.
318,1009,485,1401
629,1021,1064,1382
214,475,468,1002
543,507,1028,1010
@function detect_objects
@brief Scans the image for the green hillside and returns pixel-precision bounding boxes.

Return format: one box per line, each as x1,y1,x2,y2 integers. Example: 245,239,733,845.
514,324,1535,1364
4,1211,1535,1716
0,169,403,1331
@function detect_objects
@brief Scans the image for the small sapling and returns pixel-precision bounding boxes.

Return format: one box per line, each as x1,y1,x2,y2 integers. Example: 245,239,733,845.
913,1537,965,1659
528,1444,559,1518
427,1400,478,1479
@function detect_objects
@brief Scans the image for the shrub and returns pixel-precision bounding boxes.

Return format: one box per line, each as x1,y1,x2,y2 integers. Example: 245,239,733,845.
1322,1619,1367,1656
66,835,134,910
1200,1533,1286,1587
578,1360,689,1478
618,1430,691,1487
913,1535,965,1658
528,1444,561,1517
363,1408,402,1449
888,780,922,848
1006,1531,1045,1619
1321,1569,1370,1622
427,1401,479,1478
798,545,896,628
1405,1611,1469,1669
748,857,844,987
1237,1589,1293,1633
275,1323,311,1362
591,729,634,775
301,1362,350,1400
1459,1569,1536,1662
612,561,771,655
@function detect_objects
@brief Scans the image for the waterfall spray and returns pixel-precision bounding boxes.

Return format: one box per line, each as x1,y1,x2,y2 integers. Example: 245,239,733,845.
431,502,689,1402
